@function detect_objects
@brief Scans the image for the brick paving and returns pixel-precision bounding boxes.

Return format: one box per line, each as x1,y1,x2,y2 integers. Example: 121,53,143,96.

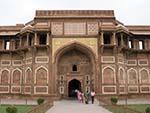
46,100,112,113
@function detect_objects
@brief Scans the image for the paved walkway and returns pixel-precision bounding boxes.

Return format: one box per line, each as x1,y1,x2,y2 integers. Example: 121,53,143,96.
46,100,111,113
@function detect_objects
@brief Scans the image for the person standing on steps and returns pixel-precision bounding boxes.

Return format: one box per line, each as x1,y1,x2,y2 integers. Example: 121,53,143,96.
91,89,95,104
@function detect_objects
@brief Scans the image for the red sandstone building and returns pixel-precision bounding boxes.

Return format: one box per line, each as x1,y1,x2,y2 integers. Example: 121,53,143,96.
0,10,150,98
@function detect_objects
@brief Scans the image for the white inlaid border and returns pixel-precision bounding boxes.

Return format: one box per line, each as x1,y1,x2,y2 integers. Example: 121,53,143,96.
140,85,150,93
128,86,139,93
34,66,48,84
102,86,116,94
102,66,116,84
34,86,48,94
35,56,49,63
11,86,21,93
0,85,9,93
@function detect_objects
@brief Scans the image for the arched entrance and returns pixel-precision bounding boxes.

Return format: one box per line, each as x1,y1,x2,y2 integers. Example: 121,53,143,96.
54,42,96,98
68,79,81,97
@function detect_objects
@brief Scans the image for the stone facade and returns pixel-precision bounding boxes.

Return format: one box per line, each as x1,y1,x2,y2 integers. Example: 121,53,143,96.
0,10,150,98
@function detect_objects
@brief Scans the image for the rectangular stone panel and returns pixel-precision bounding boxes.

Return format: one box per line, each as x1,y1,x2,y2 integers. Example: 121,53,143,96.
127,60,137,66
101,56,115,63
24,86,31,94
87,22,98,35
0,86,9,93
11,86,21,93
128,86,138,93
34,86,48,94
51,22,63,35
102,86,116,94
1,60,11,66
64,22,86,35
138,59,148,66
119,86,126,94
12,60,22,66
35,56,49,63
140,86,149,93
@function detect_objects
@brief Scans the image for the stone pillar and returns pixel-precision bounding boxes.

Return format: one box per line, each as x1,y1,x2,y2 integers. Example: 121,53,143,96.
34,32,37,45
46,32,50,45
100,32,104,45
2,39,4,50
121,33,124,47
20,37,22,47
113,32,116,45
26,33,29,46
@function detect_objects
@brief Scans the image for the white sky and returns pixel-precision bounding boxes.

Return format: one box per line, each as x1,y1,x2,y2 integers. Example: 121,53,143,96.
0,0,150,25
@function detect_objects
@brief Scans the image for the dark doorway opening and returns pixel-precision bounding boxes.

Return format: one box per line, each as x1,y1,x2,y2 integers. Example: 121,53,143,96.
68,79,81,97
72,64,77,71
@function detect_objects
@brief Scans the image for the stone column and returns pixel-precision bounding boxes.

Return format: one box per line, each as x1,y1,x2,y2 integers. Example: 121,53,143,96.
100,32,104,45
20,36,22,47
26,33,29,46
121,33,124,47
46,32,50,45
113,32,116,45
34,32,37,45
2,39,4,50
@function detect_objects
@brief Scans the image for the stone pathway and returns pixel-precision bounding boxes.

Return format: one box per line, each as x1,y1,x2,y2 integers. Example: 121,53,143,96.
46,100,111,113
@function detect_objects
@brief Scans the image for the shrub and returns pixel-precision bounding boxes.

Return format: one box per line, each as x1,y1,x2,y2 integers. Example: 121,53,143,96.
6,105,17,113
37,98,45,105
145,107,150,113
110,97,118,105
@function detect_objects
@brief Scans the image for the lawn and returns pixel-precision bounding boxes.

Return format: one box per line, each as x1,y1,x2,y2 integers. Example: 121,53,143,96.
104,104,150,113
0,105,32,113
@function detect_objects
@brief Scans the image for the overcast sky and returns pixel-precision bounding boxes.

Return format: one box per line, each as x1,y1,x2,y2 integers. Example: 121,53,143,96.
0,0,150,25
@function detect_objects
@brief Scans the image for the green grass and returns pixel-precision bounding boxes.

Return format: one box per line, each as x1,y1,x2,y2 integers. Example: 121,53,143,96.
0,105,32,113
128,104,150,113
104,104,150,113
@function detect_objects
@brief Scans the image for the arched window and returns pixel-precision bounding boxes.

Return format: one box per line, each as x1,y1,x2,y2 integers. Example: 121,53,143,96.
119,68,125,84
128,69,137,84
25,68,32,84
140,69,149,84
1,70,9,84
12,69,21,84
36,67,47,85
103,67,115,84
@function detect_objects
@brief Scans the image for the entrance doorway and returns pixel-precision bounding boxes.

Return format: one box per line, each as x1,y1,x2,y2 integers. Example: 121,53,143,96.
68,79,81,97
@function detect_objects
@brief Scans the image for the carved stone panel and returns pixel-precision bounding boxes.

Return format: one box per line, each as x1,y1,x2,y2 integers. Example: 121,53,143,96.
51,22,63,35
87,22,98,35
64,23,86,35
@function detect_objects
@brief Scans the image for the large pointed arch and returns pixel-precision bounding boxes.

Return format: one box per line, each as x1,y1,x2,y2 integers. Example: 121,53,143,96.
54,41,97,95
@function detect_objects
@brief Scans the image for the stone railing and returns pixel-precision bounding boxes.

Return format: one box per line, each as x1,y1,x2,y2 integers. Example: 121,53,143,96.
26,100,53,113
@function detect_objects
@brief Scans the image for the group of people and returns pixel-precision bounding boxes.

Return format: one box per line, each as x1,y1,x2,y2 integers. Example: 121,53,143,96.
75,89,96,104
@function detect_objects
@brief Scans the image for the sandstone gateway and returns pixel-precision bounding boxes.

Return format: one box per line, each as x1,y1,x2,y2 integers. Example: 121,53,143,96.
0,10,150,99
